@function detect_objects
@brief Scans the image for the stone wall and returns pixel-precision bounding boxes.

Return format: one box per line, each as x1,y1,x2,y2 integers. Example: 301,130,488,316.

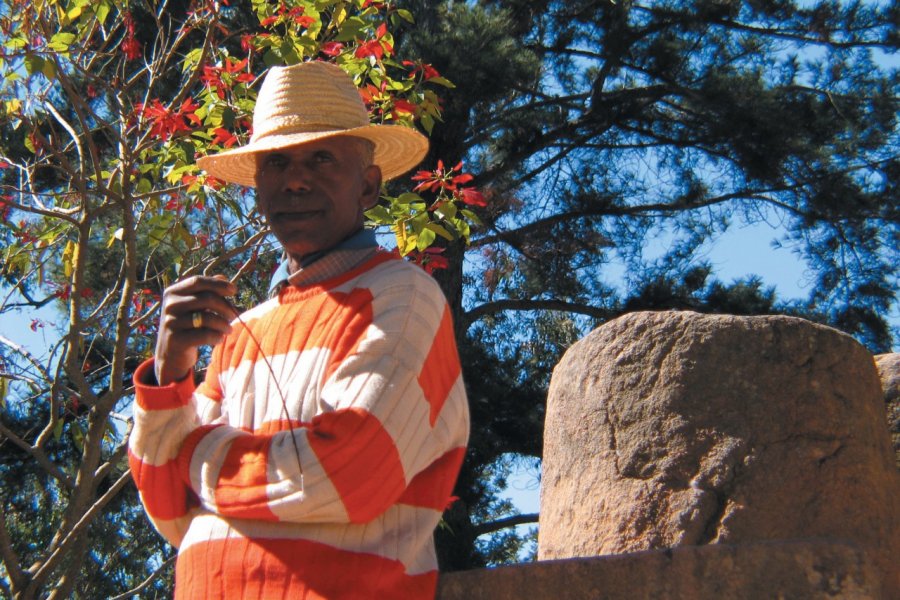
438,540,883,599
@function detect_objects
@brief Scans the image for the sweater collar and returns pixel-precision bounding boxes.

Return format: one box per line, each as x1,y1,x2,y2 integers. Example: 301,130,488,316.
268,228,379,295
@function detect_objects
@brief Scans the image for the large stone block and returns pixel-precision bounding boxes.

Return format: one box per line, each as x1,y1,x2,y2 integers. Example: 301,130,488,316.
874,353,900,468
539,311,900,593
437,540,883,599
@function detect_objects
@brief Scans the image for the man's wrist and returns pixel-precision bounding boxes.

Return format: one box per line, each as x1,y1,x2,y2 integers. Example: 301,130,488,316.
154,361,193,387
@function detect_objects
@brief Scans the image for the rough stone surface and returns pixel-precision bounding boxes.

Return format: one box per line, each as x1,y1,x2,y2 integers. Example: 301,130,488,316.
539,311,900,593
875,353,900,469
437,540,885,599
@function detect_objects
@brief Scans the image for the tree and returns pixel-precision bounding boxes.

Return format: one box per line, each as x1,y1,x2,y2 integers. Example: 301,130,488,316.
392,0,898,569
1,0,897,592
0,1,476,597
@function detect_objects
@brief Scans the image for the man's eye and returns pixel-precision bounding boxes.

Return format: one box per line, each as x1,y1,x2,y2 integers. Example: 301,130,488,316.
262,154,287,168
314,151,335,163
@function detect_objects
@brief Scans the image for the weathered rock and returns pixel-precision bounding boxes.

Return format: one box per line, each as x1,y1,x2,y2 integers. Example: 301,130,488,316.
438,540,884,600
539,311,900,593
874,353,900,469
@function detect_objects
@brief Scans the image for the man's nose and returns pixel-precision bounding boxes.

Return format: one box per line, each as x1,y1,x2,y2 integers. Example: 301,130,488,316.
283,161,313,192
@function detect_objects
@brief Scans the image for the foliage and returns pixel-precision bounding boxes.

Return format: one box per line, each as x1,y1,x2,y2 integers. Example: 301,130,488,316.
0,0,477,597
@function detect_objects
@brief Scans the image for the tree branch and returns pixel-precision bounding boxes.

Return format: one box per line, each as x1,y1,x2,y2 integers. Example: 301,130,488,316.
32,470,133,592
462,299,614,330
0,421,75,489
108,555,176,600
473,513,540,537
0,499,27,594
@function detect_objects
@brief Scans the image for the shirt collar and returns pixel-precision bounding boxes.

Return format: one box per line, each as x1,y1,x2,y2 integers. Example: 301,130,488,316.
268,228,379,294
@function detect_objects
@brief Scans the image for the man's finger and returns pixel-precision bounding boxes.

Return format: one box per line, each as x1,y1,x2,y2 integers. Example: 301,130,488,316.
182,310,233,334
165,290,240,322
169,274,237,297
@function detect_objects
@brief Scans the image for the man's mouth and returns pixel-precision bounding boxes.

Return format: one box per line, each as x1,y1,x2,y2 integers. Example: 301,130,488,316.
272,210,323,222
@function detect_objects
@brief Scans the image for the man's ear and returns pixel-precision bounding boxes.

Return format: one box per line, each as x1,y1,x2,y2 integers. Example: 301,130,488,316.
360,165,383,210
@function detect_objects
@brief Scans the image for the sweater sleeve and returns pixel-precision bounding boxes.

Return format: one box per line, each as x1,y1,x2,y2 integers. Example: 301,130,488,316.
128,360,222,547
169,267,468,525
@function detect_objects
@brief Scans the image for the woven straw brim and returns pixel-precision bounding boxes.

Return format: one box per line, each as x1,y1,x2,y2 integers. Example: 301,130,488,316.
196,125,429,188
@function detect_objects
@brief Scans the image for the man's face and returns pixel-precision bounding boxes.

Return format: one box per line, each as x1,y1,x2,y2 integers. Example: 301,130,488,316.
255,136,381,264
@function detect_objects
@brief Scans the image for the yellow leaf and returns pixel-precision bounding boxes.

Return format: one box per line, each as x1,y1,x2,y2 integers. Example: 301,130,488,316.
63,240,76,277
107,227,123,248
3,98,22,118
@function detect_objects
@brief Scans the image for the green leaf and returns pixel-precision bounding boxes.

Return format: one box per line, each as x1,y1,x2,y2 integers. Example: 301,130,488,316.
95,0,111,24
435,200,458,221
71,422,85,452
49,32,77,52
461,209,482,225
395,9,415,24
136,177,152,195
4,34,28,51
428,76,456,88
364,205,392,223
416,227,436,250
394,192,422,205
23,54,44,76
42,59,58,80
420,113,435,135
173,222,195,248
65,2,85,24
182,48,205,72
334,17,366,42
263,48,282,67
426,222,455,241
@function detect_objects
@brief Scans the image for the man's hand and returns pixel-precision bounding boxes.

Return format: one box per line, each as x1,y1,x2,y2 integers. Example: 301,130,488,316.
154,275,239,385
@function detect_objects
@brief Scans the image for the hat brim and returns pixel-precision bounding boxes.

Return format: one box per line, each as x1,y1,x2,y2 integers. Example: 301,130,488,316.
196,124,429,187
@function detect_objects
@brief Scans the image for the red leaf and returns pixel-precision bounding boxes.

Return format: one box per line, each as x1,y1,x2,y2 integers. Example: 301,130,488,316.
452,173,474,186
355,40,384,60
457,187,487,207
321,41,344,57
392,99,417,115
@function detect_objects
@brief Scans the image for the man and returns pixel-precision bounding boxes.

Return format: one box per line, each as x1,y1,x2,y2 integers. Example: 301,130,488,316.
129,61,470,599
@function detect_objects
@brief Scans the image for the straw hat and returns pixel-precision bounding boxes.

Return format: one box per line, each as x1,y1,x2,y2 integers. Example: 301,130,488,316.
197,61,429,187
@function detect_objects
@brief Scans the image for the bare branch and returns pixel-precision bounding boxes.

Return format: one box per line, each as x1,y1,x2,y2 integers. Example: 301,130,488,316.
462,299,613,330
473,513,540,537
43,101,86,176
0,498,27,593
108,555,176,600
0,421,74,488
32,470,133,589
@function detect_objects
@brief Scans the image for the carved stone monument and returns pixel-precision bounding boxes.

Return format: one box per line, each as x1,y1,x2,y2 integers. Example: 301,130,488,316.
539,311,899,595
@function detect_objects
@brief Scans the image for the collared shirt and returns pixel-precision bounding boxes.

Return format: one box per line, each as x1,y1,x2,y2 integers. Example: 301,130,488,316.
267,228,380,295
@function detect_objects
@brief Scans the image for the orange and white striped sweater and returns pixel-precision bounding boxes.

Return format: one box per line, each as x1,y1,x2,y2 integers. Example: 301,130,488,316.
129,251,470,599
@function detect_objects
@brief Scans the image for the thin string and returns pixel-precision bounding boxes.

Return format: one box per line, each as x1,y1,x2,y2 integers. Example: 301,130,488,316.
226,299,305,476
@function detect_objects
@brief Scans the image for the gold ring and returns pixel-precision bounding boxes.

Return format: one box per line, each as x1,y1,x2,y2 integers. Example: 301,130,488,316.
191,311,202,329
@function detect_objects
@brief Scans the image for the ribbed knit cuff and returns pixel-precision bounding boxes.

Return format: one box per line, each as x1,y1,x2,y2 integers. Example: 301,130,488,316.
133,358,196,411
